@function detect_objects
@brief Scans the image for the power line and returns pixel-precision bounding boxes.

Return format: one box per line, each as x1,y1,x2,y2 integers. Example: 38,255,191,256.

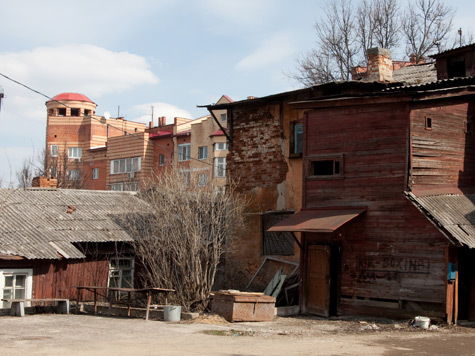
0,72,217,168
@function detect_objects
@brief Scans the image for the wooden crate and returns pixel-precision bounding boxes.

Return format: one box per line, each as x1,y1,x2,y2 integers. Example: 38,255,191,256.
211,291,276,322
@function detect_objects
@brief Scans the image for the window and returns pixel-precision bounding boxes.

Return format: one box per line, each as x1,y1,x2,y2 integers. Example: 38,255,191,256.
108,258,134,289
180,169,191,186
58,108,66,116
198,146,208,160
198,173,207,186
215,142,228,151
68,169,81,181
0,269,33,308
110,157,141,174
220,113,227,122
447,55,466,78
261,212,295,256
178,143,191,161
425,116,432,130
290,122,303,156
308,156,343,177
50,166,57,178
159,154,165,166
70,108,80,116
110,182,139,191
214,157,226,178
48,109,53,115
92,168,99,180
68,147,82,159
50,145,58,157
84,109,91,117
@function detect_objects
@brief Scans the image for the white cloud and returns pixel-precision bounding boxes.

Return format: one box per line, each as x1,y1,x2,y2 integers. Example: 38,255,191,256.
127,102,193,125
0,45,158,98
235,34,296,71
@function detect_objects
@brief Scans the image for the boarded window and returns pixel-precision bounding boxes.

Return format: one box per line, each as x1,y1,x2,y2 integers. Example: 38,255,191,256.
262,212,295,256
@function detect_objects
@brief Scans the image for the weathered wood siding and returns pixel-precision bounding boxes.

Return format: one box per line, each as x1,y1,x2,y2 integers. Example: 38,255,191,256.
0,258,109,301
410,99,475,187
304,101,448,316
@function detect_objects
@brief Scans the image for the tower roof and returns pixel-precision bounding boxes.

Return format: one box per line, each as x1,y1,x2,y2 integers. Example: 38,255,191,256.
51,93,94,103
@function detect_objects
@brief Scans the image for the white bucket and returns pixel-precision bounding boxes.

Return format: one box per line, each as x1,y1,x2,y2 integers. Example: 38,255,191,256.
414,316,430,329
163,305,182,322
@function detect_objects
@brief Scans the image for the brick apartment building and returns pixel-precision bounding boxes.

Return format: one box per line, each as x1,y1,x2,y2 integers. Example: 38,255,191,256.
44,93,231,190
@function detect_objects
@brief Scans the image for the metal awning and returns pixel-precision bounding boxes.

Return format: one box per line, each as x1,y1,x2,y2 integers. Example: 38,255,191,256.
267,208,366,233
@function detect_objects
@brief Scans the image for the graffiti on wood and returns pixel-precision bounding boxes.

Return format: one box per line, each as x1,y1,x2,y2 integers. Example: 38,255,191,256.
353,256,431,284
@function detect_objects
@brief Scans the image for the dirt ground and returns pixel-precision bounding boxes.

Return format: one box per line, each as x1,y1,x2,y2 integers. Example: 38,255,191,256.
1,313,475,356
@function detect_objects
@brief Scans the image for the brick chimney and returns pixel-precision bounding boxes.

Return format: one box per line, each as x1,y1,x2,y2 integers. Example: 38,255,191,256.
32,176,57,188
366,47,394,82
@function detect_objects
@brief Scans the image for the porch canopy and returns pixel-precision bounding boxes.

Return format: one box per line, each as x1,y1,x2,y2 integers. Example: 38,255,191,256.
267,208,366,233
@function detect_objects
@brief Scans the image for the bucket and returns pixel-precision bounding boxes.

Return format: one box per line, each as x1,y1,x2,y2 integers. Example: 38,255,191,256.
163,305,182,322
414,316,430,329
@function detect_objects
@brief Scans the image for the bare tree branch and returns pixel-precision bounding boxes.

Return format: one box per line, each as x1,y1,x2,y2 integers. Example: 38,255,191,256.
402,0,454,63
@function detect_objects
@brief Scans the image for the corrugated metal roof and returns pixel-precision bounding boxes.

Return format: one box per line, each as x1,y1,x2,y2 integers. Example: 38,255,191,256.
0,189,149,259
267,208,366,233
406,192,475,248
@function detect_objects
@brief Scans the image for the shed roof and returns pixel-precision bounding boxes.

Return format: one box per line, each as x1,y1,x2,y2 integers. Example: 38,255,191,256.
406,191,475,248
0,188,148,260
267,208,366,233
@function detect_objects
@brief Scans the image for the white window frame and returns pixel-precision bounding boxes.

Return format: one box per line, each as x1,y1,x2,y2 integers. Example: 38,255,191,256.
109,182,139,192
214,157,226,178
68,147,82,159
110,157,141,175
92,167,99,180
220,113,227,122
198,146,208,160
68,169,81,181
198,173,207,186
50,145,58,158
178,143,191,162
0,269,33,308
214,142,228,151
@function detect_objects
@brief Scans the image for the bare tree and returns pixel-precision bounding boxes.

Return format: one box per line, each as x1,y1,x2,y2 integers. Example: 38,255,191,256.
358,0,400,60
402,0,454,63
16,158,34,188
291,0,455,86
17,146,87,189
119,167,246,312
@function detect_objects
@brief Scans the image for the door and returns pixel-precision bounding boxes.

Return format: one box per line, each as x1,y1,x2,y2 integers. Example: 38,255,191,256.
306,245,331,317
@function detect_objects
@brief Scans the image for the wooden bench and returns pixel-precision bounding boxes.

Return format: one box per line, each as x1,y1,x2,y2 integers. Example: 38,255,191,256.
1,298,70,317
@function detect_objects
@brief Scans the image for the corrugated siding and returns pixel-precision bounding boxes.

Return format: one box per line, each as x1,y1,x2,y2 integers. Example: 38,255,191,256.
0,189,148,259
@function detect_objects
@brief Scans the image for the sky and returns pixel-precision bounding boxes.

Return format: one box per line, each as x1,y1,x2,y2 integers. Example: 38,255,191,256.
0,0,474,186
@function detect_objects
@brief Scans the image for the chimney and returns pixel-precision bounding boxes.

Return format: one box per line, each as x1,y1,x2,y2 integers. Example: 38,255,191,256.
32,176,57,188
366,47,394,82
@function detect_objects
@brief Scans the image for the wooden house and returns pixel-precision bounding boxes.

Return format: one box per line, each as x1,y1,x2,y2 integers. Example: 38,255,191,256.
0,188,148,307
268,45,475,322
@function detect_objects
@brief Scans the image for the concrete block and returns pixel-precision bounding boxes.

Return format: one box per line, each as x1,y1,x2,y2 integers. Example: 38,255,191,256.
11,302,25,317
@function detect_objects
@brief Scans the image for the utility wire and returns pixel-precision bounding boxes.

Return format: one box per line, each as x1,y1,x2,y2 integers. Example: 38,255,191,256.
0,72,217,168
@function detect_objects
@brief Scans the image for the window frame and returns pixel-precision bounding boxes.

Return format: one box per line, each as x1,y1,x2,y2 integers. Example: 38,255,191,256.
68,147,82,159
110,157,141,175
159,154,165,166
214,157,227,178
289,121,303,157
0,268,33,308
108,257,134,289
307,154,344,179
92,167,99,180
198,173,207,186
214,142,228,151
198,146,208,160
68,169,82,181
178,143,191,162
220,113,227,122
50,145,59,158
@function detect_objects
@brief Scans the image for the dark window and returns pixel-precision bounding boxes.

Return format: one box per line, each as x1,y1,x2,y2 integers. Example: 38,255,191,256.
290,122,303,156
71,108,80,116
311,160,340,176
262,212,295,256
447,56,466,78
425,116,432,130
58,108,66,116
84,109,91,117
159,154,165,166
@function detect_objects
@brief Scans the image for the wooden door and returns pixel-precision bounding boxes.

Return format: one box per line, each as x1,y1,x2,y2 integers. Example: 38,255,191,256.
306,245,331,317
